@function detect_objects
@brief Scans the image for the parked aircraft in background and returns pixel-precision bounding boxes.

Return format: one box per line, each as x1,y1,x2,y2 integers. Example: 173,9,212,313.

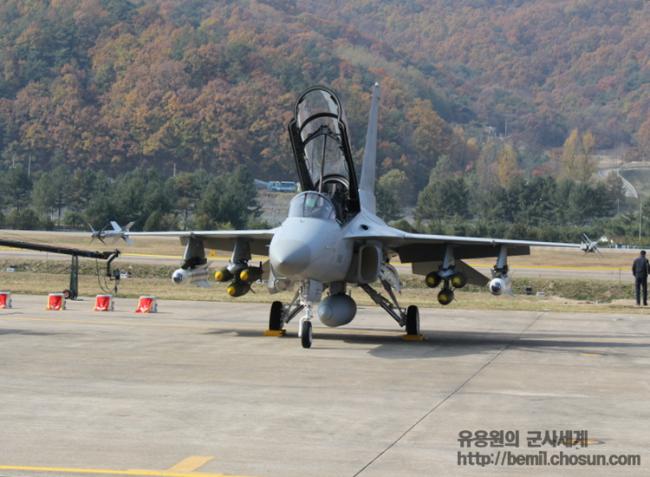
107,84,596,348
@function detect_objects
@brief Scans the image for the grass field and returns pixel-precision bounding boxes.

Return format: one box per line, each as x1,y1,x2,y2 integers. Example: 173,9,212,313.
0,257,643,314
1,229,645,314
0,229,640,268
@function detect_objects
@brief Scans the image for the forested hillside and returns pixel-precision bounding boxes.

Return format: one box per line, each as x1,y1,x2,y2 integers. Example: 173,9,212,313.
0,0,648,242
1,0,647,180
0,0,477,186
302,0,649,149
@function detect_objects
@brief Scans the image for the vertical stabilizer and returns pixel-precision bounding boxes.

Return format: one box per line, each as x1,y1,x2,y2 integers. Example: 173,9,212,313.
359,83,380,214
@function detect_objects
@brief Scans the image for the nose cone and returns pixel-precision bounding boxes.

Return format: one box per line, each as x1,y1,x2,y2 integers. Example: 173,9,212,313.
270,241,311,277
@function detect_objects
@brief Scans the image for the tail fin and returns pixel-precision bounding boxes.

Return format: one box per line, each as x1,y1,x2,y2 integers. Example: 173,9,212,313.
359,82,380,214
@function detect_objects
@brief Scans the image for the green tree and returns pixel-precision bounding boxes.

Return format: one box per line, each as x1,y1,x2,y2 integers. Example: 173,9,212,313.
196,167,258,229
376,169,408,221
415,175,469,225
172,170,209,229
2,166,32,213
31,165,70,225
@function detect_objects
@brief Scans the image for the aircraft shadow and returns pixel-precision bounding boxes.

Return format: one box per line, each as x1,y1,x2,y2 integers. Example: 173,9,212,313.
205,328,650,360
0,328,64,336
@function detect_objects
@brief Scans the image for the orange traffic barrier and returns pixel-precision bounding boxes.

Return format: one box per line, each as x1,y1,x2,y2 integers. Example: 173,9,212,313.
135,296,157,314
0,291,12,309
94,294,114,312
46,293,66,311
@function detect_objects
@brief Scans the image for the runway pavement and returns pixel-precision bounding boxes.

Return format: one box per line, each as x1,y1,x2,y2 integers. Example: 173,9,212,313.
1,295,649,476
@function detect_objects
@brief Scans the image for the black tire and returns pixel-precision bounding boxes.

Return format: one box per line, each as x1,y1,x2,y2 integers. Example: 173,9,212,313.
269,301,284,330
405,305,420,335
301,321,313,349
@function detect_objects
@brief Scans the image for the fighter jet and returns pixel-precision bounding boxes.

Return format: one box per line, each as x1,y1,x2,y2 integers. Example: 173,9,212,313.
123,84,595,348
90,221,135,245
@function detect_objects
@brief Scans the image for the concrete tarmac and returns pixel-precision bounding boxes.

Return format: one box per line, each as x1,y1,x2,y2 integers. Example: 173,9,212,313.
0,296,649,477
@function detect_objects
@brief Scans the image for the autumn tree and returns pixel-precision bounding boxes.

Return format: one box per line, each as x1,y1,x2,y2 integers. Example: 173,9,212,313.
559,129,596,182
496,143,520,188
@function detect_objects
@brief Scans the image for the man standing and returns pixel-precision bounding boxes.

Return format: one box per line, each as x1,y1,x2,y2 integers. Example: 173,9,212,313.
632,250,650,306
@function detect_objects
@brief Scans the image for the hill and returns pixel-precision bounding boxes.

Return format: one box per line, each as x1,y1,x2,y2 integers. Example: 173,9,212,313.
0,0,647,185
301,0,649,149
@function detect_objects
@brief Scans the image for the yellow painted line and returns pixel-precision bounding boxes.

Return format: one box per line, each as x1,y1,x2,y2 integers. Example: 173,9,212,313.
167,456,213,473
0,465,252,477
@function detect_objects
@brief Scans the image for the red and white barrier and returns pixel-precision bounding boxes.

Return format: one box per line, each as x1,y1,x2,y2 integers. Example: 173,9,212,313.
94,294,114,312
0,291,12,309
135,296,157,314
47,293,66,311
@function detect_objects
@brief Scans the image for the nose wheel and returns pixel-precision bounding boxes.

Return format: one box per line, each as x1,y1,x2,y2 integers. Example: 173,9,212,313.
298,300,314,349
300,319,313,348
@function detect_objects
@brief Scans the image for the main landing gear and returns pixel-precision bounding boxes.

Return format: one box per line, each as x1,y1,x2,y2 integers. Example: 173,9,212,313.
360,280,424,341
265,279,422,348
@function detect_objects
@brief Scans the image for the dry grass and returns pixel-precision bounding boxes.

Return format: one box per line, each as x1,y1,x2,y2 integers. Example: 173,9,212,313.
1,229,638,268
0,229,185,257
0,229,643,314
467,246,637,270
0,265,643,315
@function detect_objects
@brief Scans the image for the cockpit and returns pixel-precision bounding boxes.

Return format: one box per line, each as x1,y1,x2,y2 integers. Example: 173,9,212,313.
288,86,360,222
288,192,337,220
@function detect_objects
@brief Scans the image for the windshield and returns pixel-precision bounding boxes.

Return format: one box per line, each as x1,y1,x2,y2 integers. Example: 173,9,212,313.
288,192,336,220
296,89,350,189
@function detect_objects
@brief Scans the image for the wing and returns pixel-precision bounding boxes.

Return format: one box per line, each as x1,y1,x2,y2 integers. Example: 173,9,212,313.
346,225,582,263
126,229,276,256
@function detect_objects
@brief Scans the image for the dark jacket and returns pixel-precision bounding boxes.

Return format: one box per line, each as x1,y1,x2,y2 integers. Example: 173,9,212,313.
632,256,649,278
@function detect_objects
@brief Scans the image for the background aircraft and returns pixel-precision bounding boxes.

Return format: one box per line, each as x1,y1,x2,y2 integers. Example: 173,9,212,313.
114,84,595,348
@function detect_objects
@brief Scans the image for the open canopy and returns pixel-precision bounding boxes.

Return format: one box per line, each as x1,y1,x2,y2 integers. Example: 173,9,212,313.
288,86,360,220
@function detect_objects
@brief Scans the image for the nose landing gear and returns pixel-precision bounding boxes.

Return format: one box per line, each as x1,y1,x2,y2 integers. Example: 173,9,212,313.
300,319,313,348
264,282,320,348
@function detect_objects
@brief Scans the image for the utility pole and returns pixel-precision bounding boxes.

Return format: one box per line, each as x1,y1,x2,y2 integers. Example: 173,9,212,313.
639,195,643,242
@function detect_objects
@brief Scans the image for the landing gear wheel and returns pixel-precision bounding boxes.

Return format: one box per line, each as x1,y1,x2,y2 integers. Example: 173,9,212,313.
300,320,313,349
269,301,284,330
405,305,420,336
